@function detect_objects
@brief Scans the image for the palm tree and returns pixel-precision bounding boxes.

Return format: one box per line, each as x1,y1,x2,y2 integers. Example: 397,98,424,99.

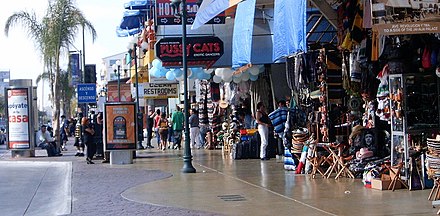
4,0,96,145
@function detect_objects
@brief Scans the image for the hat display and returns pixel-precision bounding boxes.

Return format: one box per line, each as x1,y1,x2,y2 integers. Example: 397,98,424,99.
427,138,440,178
356,148,374,160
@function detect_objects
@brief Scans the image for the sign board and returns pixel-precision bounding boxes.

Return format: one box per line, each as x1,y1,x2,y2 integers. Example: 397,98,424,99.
155,36,224,68
104,102,137,150
0,71,10,80
140,83,179,99
155,0,225,26
5,87,32,149
77,83,96,103
371,0,440,35
107,82,132,102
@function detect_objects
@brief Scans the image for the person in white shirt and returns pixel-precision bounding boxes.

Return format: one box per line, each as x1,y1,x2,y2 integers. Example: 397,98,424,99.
36,125,61,157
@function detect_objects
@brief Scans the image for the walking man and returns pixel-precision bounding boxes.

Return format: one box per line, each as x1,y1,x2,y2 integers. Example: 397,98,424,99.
171,106,184,149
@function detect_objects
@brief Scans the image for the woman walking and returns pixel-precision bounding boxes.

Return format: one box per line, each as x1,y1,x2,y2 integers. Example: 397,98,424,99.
82,117,96,164
158,113,169,151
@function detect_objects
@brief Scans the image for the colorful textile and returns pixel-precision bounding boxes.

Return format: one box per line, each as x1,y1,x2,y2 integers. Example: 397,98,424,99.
232,0,256,68
284,147,296,171
269,107,288,133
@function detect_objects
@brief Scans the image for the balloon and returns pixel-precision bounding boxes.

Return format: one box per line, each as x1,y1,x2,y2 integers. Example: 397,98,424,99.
233,76,241,83
187,68,194,79
241,72,250,81
222,68,234,79
215,68,223,77
259,65,265,73
250,74,259,81
158,67,167,77
249,66,260,75
166,71,175,80
213,75,222,83
150,67,159,77
176,74,184,81
172,68,183,77
192,67,203,75
223,75,233,83
233,72,242,78
152,59,163,69
201,72,211,80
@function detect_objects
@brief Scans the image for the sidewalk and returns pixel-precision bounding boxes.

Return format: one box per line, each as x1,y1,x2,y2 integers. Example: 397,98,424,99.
0,139,437,215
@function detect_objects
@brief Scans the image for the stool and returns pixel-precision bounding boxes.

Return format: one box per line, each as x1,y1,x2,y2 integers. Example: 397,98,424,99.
387,163,409,191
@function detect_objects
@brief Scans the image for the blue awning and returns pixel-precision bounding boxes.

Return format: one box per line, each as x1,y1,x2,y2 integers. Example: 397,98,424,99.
116,27,143,37
124,0,152,10
119,10,146,29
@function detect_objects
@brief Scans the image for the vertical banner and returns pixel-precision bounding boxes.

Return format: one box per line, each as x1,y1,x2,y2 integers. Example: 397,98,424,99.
6,88,31,149
69,53,81,86
104,102,137,150
232,0,256,68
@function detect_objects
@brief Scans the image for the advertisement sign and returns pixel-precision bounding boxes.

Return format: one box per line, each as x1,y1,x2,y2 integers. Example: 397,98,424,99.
69,53,81,86
140,83,179,99
155,0,225,26
107,82,132,102
372,0,440,35
155,36,224,67
104,103,137,150
77,83,96,103
6,88,31,149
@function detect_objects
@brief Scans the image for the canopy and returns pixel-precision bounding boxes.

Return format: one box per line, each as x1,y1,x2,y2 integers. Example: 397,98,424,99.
124,0,152,10
116,27,143,37
119,10,146,29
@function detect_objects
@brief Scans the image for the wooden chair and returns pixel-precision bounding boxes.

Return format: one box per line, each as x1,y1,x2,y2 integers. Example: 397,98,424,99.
387,163,409,191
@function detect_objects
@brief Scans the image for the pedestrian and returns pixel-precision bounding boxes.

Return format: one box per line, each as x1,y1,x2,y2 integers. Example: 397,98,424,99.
94,112,104,158
269,100,289,157
36,125,62,157
82,117,95,164
145,110,155,149
256,102,271,160
154,109,161,149
74,113,85,157
167,113,174,148
171,106,184,150
158,113,169,151
60,115,69,151
189,108,200,149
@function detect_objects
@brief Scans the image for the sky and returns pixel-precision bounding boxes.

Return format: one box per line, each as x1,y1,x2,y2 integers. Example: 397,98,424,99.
0,0,131,108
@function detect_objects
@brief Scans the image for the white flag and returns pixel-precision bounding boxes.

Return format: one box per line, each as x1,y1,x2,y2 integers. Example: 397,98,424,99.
191,0,242,30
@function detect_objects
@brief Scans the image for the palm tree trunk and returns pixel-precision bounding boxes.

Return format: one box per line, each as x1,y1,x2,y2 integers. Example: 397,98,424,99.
53,54,61,151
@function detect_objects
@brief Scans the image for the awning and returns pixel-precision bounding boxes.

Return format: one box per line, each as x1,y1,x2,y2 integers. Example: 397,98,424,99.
124,0,152,10
116,10,146,37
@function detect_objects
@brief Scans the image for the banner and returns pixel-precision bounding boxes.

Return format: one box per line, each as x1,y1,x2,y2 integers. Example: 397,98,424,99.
107,82,132,102
272,0,307,62
69,53,81,86
191,0,242,29
232,0,256,68
104,103,137,150
6,88,31,149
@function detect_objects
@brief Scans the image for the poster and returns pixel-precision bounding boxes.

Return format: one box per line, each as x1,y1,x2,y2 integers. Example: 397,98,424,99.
107,82,132,102
104,103,136,150
6,88,31,149
372,0,440,35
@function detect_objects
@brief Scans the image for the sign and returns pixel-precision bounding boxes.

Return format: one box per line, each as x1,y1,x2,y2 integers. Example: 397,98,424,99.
155,0,225,26
104,102,137,150
155,36,224,67
0,71,10,80
107,82,132,102
371,0,440,35
6,88,31,149
69,53,81,86
77,83,96,103
373,22,440,35
140,83,179,99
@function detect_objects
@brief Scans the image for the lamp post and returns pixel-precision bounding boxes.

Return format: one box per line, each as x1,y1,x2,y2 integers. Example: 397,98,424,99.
171,0,196,173
128,36,144,150
112,60,121,102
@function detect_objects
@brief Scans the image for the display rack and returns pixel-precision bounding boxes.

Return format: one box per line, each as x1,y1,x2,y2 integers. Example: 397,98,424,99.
389,73,439,179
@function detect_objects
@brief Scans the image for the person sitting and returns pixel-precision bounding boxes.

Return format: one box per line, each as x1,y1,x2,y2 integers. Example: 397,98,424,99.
36,125,62,157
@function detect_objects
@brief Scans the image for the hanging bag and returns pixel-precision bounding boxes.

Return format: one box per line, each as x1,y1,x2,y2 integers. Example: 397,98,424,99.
422,45,432,69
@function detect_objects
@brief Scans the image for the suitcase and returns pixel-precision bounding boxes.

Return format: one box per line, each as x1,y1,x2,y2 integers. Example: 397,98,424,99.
233,141,250,160
249,135,260,159
266,135,277,158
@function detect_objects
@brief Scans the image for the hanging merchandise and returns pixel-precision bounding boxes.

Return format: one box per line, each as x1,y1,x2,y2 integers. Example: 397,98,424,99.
232,0,256,69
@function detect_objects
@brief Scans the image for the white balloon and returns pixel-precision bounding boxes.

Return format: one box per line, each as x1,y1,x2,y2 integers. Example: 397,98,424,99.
222,68,234,78
223,75,233,83
176,74,184,81
249,66,260,75
213,75,222,83
233,72,242,78
233,76,241,83
241,72,250,81
215,68,223,77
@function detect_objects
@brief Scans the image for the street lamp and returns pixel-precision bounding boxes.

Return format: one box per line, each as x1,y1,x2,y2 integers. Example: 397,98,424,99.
112,60,121,102
127,36,144,150
171,0,196,173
